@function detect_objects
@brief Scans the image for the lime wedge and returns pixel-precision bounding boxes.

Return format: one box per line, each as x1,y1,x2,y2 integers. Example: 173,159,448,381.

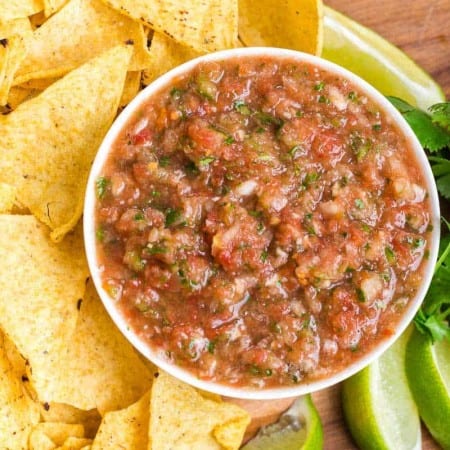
342,328,421,450
322,6,445,110
405,328,450,449
241,395,323,450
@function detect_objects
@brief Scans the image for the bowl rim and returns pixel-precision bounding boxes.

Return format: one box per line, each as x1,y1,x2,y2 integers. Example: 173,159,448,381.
84,46,440,400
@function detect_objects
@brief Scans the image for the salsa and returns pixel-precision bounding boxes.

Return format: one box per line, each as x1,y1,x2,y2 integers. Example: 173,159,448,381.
94,55,432,388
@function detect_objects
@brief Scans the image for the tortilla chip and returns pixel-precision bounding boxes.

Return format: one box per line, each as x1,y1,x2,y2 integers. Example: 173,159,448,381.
14,0,151,85
32,423,85,445
43,0,69,16
0,19,33,105
142,32,202,86
19,77,59,90
0,44,132,241
43,281,153,414
238,0,323,55
40,403,101,439
0,333,40,450
91,391,150,449
0,0,43,21
120,70,142,107
0,182,16,212
56,437,93,450
150,371,250,450
0,215,89,401
103,0,238,52
2,86,39,111
29,429,57,450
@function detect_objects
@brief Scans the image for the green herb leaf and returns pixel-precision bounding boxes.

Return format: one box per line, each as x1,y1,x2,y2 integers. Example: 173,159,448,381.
429,102,450,131
387,97,450,152
95,176,110,199
233,99,251,115
199,156,215,166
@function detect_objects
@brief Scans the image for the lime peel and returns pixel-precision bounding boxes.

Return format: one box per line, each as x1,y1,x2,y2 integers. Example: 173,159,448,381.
322,6,445,110
406,329,450,449
241,395,323,450
342,328,421,450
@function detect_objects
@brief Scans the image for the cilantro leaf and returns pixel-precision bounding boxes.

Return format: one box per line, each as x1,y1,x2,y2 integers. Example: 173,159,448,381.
387,97,450,152
428,156,450,199
414,227,450,343
429,102,450,131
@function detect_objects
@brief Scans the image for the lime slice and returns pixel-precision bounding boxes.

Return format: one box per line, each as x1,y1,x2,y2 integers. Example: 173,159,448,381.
342,328,421,450
241,395,323,450
405,328,450,449
322,6,445,110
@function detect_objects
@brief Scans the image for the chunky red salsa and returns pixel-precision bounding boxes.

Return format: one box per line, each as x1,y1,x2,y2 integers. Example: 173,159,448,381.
95,55,432,388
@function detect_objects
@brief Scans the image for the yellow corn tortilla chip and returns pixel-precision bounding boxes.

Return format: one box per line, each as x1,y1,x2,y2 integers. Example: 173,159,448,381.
19,77,59,90
43,281,153,414
120,70,142,107
44,0,69,16
0,215,89,402
150,371,250,450
0,19,33,105
0,0,43,21
40,403,101,439
103,0,238,52
32,423,85,446
3,86,39,111
238,0,323,55
29,429,57,450
0,44,132,242
0,182,16,212
91,391,150,449
14,0,151,85
57,437,93,450
0,35,29,105
142,32,202,86
0,333,40,450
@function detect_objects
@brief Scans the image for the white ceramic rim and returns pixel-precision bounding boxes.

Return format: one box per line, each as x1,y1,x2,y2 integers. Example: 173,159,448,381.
84,47,440,400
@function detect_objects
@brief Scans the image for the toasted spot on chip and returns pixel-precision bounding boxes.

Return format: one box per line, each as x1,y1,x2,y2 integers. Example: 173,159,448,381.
143,32,202,86
0,332,40,449
0,0,43,21
103,0,238,52
238,0,323,55
91,391,150,449
150,371,250,450
0,216,89,401
44,281,153,414
0,44,132,241
14,0,152,85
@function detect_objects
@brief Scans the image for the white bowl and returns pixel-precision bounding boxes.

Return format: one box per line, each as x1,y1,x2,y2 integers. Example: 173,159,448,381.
84,47,440,400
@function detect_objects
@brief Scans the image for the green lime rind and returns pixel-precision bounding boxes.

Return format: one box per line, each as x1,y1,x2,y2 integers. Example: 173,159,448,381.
322,6,446,110
405,328,450,449
342,330,421,450
242,395,323,450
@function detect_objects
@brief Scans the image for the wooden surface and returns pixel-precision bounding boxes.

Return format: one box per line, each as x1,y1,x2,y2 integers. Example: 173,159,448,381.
313,1,449,448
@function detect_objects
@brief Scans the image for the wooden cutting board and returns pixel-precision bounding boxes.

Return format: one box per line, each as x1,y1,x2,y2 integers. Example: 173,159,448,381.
316,2,448,448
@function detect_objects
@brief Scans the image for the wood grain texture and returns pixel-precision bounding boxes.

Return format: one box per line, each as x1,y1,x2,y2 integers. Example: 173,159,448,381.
326,0,450,99
313,3,448,448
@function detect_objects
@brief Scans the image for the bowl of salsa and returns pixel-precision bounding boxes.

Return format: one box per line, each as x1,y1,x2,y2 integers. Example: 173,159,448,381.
84,47,440,399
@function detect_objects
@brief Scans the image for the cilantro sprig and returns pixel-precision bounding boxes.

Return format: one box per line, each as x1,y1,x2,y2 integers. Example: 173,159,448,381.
389,97,450,343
